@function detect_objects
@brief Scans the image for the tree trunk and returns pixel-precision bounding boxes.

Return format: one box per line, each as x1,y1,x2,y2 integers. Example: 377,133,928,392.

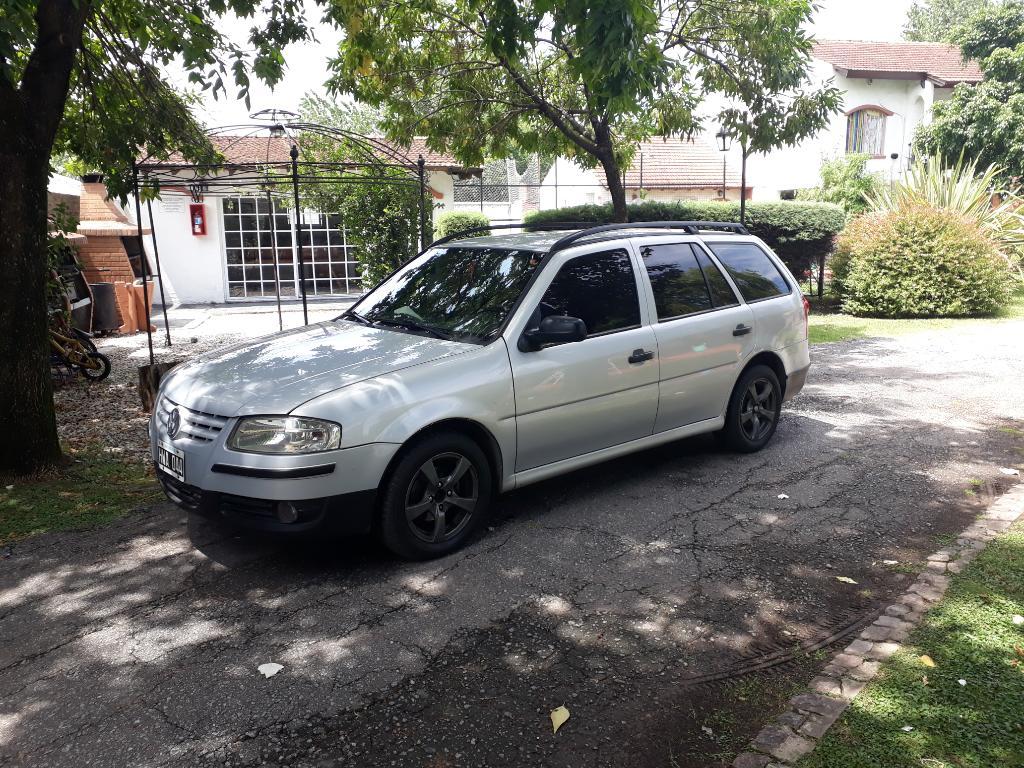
0,144,62,474
598,150,626,222
0,0,90,474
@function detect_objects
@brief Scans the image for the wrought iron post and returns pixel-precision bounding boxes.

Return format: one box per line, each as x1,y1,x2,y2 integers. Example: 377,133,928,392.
266,191,284,332
290,143,309,326
131,161,154,366
740,144,749,227
144,198,172,347
417,155,428,250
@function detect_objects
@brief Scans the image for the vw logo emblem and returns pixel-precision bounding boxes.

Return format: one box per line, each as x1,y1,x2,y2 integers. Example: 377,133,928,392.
166,408,181,440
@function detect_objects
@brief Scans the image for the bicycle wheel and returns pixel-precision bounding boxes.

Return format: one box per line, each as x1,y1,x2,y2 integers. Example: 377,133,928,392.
80,352,111,381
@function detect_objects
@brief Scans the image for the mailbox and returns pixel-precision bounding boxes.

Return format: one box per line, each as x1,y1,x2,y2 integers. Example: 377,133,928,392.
189,203,207,236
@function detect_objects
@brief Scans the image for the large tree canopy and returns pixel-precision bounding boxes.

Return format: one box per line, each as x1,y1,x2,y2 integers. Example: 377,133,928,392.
325,0,839,222
903,0,994,42
0,0,314,473
916,0,1024,182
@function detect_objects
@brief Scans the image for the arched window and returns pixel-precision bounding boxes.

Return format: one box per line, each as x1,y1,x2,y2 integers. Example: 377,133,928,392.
845,105,892,156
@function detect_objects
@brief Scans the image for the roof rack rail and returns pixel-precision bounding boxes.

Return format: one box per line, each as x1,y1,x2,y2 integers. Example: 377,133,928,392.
428,221,585,249
549,221,749,252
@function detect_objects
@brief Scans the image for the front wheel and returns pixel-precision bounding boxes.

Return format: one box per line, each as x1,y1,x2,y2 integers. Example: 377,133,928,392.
720,365,782,452
80,352,111,381
378,431,493,559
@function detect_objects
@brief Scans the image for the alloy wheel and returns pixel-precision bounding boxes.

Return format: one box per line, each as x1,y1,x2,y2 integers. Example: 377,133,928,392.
739,377,778,442
404,451,479,543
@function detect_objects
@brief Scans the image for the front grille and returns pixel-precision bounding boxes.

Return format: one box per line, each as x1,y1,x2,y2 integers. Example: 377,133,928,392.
157,397,228,443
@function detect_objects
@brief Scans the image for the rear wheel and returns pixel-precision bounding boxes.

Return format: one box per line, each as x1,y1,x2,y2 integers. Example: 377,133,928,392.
80,352,111,381
720,364,782,452
378,431,493,559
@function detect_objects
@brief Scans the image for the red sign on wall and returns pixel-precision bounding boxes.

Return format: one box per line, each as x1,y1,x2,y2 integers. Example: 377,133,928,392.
189,203,207,236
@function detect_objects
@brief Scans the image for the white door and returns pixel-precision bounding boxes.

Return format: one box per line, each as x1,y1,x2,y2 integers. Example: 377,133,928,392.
507,245,660,472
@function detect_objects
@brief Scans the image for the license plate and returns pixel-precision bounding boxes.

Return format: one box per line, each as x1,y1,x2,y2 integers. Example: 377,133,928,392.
157,441,186,482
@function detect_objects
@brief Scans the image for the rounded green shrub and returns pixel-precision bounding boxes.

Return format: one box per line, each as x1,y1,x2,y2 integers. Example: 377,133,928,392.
435,211,490,240
835,205,1009,317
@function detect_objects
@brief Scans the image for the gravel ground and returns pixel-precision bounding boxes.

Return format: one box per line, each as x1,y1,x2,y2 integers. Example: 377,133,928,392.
53,301,351,463
6,316,1023,768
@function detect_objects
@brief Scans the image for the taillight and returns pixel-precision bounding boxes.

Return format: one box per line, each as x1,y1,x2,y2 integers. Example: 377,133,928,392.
802,295,811,338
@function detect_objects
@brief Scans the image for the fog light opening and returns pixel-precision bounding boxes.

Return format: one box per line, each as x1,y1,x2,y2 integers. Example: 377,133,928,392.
276,501,299,524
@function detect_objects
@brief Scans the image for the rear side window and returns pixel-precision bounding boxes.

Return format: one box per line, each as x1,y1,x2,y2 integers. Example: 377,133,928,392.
540,249,640,335
707,243,791,301
640,243,712,319
695,250,740,308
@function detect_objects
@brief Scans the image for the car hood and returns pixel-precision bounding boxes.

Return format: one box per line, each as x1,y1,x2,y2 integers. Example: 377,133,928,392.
160,320,472,417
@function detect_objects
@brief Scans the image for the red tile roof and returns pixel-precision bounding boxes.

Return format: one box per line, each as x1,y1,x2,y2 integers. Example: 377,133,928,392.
622,137,740,188
153,135,478,171
812,40,983,85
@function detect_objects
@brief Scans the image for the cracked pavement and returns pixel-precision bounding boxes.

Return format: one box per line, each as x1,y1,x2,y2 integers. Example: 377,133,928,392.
2,320,1023,768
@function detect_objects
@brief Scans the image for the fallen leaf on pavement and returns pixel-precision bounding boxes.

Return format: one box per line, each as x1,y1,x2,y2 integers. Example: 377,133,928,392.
999,467,1020,476
777,493,789,499
883,560,899,565
919,655,936,668
701,726,714,737
550,705,570,734
257,663,283,678
836,576,858,584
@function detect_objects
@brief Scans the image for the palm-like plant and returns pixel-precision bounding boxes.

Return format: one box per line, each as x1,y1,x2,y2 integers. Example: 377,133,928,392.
866,152,1024,276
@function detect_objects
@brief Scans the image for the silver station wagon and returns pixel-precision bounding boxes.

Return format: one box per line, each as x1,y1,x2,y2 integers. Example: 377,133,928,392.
152,222,810,559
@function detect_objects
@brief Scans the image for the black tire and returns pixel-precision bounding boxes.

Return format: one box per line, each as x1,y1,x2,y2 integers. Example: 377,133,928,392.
378,431,493,560
80,352,111,381
72,328,98,354
720,364,782,453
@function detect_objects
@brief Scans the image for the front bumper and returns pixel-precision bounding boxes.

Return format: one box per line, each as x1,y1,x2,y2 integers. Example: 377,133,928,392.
157,470,376,534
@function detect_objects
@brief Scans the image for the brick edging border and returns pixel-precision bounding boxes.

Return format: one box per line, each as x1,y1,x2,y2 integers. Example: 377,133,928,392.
731,481,1024,768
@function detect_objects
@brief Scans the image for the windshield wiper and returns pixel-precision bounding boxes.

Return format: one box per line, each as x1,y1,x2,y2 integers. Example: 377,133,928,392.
374,317,454,340
341,309,373,326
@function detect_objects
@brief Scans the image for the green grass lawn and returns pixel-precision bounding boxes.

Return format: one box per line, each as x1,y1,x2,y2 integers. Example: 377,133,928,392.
797,520,1024,768
808,286,1024,345
0,448,161,544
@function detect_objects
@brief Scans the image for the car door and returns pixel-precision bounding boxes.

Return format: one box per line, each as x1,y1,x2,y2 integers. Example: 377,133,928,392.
636,239,756,432
507,244,660,472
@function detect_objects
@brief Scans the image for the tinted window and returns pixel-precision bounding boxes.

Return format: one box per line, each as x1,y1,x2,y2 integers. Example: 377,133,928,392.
354,246,542,341
640,243,712,319
707,243,790,301
539,249,640,335
695,250,740,307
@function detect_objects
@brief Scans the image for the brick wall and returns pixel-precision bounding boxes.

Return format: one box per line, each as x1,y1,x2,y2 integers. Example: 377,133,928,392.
77,237,135,285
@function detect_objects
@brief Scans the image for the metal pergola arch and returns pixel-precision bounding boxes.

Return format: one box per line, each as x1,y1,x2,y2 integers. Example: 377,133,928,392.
131,111,431,367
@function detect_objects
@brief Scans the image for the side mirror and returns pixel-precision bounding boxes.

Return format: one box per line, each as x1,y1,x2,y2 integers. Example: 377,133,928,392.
520,315,587,351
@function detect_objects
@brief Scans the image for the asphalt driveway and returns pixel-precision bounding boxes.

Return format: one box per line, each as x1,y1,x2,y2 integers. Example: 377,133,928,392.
3,320,1023,768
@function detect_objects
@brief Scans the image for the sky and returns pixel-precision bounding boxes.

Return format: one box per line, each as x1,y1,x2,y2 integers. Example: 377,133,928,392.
189,0,920,128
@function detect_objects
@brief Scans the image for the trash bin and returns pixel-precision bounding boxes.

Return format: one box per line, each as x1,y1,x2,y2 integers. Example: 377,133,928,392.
90,282,120,334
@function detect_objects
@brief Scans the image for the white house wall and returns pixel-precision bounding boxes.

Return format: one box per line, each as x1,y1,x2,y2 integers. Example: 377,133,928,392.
142,193,227,304
746,64,940,200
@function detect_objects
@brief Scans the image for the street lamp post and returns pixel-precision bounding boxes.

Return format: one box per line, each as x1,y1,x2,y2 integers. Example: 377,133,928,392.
716,128,731,200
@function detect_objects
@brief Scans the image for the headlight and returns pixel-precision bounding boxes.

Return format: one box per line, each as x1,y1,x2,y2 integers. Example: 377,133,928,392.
228,416,341,454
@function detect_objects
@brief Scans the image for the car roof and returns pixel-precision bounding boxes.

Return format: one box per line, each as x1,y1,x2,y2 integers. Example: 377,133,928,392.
437,227,759,253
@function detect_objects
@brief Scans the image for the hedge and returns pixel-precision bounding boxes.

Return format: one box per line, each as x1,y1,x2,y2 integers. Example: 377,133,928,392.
523,200,846,277
435,210,491,240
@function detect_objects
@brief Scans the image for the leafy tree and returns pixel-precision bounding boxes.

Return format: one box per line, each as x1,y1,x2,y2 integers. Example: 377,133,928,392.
325,0,838,224
904,0,994,42
0,0,312,474
798,154,882,215
916,1,1024,181
299,93,383,135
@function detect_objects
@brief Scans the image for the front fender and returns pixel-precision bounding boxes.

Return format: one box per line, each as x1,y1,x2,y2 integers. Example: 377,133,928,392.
293,341,517,487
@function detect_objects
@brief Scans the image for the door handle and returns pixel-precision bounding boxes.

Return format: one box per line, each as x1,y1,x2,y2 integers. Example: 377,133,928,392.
628,348,655,364
733,324,752,337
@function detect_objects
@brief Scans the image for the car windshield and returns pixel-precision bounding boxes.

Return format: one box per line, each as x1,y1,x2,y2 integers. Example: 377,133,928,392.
345,245,543,342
